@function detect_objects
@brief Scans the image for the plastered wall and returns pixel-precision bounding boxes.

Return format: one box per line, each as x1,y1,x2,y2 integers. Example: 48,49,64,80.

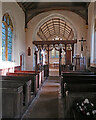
87,2,96,67
0,2,26,69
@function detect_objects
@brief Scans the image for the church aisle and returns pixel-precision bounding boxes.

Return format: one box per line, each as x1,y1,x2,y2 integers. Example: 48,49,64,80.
22,76,62,119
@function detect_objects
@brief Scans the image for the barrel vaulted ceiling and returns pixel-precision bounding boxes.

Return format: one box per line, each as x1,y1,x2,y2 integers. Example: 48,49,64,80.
37,18,74,41
17,2,90,28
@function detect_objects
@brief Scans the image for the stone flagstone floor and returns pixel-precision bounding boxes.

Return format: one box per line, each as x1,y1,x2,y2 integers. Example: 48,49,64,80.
22,76,64,119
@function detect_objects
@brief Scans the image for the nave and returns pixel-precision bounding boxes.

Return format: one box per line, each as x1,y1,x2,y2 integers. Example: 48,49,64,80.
1,2,96,120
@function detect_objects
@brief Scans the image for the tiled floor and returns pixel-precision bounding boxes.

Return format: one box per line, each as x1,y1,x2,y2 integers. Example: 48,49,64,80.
49,68,59,76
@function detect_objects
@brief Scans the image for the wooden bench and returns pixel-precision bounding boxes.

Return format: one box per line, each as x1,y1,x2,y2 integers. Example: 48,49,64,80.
61,72,96,97
1,82,23,118
15,70,42,88
6,72,38,95
61,71,95,75
1,78,31,107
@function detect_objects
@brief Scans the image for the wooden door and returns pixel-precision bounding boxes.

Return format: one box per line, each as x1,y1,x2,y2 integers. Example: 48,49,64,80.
20,54,24,70
66,50,71,65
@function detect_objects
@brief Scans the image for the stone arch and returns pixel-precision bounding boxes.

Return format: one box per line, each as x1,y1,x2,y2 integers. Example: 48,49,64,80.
32,13,77,41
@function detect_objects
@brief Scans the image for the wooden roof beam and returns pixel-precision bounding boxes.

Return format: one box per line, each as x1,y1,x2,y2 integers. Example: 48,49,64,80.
33,40,77,46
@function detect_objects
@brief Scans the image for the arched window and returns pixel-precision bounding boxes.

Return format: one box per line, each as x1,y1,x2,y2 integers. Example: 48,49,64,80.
2,13,13,61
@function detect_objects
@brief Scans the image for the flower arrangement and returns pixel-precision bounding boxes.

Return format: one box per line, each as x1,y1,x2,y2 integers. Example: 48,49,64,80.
75,98,96,119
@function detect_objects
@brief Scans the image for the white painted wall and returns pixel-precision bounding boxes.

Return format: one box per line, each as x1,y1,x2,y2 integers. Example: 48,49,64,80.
95,2,96,65
0,2,26,69
87,2,96,67
26,10,87,70
0,2,2,119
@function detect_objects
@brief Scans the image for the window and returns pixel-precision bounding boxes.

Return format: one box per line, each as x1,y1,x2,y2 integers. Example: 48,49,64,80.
51,48,55,58
56,50,59,58
51,48,59,58
2,13,13,61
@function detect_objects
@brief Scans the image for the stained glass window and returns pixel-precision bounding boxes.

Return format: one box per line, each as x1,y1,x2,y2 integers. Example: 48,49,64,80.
56,51,59,58
51,48,55,58
2,13,13,61
51,48,59,58
2,22,6,61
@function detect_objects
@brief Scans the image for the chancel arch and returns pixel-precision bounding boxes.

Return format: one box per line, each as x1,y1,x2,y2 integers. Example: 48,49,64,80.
32,13,77,41
32,16,77,75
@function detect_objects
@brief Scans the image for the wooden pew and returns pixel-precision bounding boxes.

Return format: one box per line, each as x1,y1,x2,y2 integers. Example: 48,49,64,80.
61,72,96,97
1,77,31,107
1,82,23,118
61,72,96,117
17,70,45,86
61,71,95,75
6,72,38,95
65,83,96,92
15,70,42,88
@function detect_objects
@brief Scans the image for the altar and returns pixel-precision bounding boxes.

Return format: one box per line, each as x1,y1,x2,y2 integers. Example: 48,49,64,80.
53,62,59,68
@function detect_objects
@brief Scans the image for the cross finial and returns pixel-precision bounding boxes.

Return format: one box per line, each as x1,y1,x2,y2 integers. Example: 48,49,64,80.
79,37,86,51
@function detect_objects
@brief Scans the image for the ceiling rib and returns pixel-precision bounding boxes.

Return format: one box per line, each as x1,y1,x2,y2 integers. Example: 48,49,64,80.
37,18,74,41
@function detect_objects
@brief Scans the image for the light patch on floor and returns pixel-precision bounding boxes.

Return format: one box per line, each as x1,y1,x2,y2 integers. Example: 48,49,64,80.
49,70,59,76
22,76,64,119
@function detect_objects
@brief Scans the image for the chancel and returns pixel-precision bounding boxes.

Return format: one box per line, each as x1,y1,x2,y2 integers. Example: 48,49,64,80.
0,1,96,119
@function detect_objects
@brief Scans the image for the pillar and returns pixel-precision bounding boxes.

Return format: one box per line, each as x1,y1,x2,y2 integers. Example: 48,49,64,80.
34,50,38,71
71,43,74,63
59,48,62,75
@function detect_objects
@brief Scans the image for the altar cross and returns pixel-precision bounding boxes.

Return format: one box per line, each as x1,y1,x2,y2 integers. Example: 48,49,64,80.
79,37,86,51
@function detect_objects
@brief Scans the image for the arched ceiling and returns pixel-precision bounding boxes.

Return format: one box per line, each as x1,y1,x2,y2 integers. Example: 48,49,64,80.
17,2,90,27
37,18,74,41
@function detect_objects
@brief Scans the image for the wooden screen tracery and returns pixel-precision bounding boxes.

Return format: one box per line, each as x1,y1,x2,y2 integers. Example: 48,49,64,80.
2,13,13,61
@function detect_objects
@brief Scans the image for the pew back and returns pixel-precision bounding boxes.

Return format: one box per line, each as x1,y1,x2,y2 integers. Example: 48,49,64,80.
61,73,96,97
1,84,23,118
6,73,37,95
63,75,96,84
1,79,31,107
15,71,40,88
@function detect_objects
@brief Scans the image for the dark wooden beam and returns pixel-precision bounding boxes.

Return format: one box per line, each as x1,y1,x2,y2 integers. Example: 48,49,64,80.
26,7,87,24
17,2,26,12
33,40,77,46
67,29,72,40
24,2,32,9
52,19,56,35
40,28,47,40
63,23,66,38
27,6,86,13
17,2,88,26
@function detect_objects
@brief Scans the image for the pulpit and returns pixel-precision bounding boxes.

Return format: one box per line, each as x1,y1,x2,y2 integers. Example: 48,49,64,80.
73,55,81,70
80,56,86,70
73,55,86,71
